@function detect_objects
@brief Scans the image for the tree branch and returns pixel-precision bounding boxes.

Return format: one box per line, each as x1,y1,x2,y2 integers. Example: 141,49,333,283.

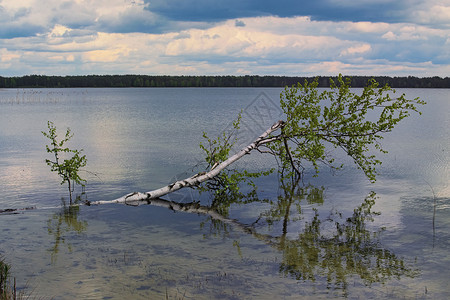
283,136,303,176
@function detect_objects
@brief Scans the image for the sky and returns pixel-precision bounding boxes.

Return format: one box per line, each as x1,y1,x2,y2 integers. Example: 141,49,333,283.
0,0,449,76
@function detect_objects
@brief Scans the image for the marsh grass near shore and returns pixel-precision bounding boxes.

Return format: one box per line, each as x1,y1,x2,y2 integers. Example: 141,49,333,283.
0,256,16,300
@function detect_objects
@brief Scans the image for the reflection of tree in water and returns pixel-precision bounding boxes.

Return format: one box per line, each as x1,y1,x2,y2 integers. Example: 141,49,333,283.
131,176,419,293
47,197,88,263
277,192,416,292
248,178,419,292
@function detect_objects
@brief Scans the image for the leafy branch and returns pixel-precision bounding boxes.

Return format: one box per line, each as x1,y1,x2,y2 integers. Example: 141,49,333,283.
267,75,426,181
42,121,87,203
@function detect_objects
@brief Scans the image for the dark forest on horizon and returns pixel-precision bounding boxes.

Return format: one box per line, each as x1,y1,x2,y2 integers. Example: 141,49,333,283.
1,74,449,88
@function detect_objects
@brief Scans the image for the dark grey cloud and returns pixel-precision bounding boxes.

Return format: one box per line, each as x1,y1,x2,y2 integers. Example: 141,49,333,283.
174,32,191,39
13,7,31,19
0,24,45,39
145,0,413,23
235,20,245,27
95,14,205,34
96,13,161,34
92,4,211,34
0,6,44,38
50,1,97,30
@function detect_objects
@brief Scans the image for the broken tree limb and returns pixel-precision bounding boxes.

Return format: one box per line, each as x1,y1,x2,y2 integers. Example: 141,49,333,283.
90,120,286,206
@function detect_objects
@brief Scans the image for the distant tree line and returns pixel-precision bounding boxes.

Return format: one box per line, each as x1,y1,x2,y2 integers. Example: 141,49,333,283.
0,74,449,88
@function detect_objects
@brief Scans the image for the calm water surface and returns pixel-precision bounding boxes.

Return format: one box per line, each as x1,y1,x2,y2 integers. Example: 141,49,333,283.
0,88,448,299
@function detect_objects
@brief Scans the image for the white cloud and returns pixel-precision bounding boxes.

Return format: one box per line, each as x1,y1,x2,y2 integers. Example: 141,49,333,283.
83,49,128,63
411,3,450,28
49,25,72,37
340,44,371,56
0,48,20,62
165,19,359,63
0,0,34,10
380,24,447,41
344,22,390,34
382,31,396,40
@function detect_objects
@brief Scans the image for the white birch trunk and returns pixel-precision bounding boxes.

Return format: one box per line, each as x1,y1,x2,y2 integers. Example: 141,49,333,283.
90,120,284,206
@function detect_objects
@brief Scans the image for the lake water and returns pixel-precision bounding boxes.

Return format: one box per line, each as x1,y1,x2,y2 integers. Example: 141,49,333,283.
0,87,448,299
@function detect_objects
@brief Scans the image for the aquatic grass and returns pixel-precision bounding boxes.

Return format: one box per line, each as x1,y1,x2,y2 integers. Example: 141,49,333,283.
0,257,34,300
0,256,15,300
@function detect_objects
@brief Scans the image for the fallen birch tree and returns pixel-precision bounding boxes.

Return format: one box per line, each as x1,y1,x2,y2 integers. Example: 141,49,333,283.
84,75,424,206
89,120,284,205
